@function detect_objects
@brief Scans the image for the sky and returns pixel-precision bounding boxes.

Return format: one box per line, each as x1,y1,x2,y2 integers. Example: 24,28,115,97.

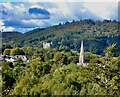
0,0,119,33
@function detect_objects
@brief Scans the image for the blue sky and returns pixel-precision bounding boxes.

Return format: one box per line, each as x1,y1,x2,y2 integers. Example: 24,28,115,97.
0,1,118,33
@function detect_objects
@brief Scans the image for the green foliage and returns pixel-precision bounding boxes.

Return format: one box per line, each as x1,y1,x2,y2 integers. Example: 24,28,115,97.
10,47,25,56
2,43,13,54
3,49,11,56
2,62,15,95
2,20,120,55
2,43,120,96
22,46,35,57
12,65,25,80
84,52,99,63
54,52,68,65
14,58,26,67
2,19,120,96
2,31,22,43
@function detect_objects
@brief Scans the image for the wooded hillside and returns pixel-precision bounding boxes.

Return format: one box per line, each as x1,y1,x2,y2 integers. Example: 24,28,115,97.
2,19,120,55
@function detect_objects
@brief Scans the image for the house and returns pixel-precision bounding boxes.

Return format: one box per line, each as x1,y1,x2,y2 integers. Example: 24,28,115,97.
2,55,29,65
43,42,52,49
14,55,29,63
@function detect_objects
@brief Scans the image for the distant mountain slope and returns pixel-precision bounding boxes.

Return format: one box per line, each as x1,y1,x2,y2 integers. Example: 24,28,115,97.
2,19,120,55
2,31,22,43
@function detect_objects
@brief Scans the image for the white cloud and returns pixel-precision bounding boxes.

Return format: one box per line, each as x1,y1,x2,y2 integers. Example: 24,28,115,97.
84,2,118,20
0,26,5,31
0,20,4,25
14,4,27,12
2,2,13,10
81,8,87,13
82,0,119,2
22,19,45,26
30,4,44,9
27,0,119,2
2,27,14,32
1,2,118,32
0,20,5,31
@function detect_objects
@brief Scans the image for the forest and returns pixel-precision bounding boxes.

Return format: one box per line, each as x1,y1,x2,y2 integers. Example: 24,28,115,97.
1,44,120,96
1,19,120,96
2,19,120,55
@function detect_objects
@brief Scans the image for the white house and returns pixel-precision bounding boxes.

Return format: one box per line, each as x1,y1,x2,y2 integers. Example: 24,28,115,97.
43,42,52,49
3,55,29,65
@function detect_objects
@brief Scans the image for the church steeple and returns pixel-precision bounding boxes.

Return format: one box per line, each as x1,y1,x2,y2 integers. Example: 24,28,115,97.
77,41,84,66
79,41,84,64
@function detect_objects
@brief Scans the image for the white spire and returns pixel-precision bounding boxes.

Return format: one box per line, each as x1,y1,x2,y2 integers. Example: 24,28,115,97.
79,41,84,64
77,41,84,66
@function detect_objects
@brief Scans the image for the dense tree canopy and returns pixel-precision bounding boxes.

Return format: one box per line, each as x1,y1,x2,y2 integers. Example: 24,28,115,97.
3,49,11,56
2,44,120,96
10,47,25,56
2,19,120,55
1,19,120,96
